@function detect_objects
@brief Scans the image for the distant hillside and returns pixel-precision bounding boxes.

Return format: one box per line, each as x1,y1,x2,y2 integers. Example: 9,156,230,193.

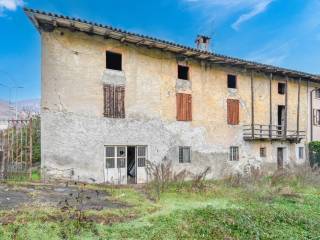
0,99,40,119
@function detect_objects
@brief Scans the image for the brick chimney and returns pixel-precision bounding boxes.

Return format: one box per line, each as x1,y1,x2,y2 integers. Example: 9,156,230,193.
195,35,211,51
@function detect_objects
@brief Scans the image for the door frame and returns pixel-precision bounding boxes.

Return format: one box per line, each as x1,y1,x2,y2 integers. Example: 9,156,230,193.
277,147,284,169
104,145,148,184
127,146,137,184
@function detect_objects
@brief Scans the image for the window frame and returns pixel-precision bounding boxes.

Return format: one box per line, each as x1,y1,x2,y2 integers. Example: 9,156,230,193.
315,89,320,99
227,74,237,89
229,146,239,161
260,147,266,158
313,109,320,126
298,147,304,159
106,51,122,71
137,146,147,167
278,82,286,95
179,146,191,163
178,65,189,80
105,146,127,169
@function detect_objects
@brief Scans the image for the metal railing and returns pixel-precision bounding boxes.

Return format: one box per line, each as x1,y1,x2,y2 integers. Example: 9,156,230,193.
243,124,306,142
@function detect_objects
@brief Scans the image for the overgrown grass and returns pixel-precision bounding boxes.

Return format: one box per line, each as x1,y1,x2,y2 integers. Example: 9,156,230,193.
1,172,320,240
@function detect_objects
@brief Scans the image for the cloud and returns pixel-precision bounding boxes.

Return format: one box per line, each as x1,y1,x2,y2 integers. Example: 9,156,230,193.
232,0,273,30
0,0,24,15
246,40,294,65
182,0,273,30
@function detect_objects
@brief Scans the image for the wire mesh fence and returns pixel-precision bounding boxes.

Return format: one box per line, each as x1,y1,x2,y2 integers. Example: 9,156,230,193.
0,119,33,180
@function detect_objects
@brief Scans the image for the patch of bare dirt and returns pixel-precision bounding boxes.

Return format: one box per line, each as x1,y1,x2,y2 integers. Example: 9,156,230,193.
0,183,126,211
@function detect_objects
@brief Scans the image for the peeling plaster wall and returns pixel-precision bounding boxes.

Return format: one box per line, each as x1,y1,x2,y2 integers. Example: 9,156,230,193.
308,82,320,141
41,28,309,183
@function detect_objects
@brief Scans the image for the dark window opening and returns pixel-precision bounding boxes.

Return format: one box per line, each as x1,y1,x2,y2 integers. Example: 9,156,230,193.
178,65,189,80
227,74,237,89
277,105,285,134
278,82,286,95
315,89,320,99
260,147,266,157
106,51,122,71
179,147,191,163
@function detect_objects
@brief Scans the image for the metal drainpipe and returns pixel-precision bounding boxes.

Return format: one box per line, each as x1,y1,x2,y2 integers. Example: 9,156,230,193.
311,89,314,142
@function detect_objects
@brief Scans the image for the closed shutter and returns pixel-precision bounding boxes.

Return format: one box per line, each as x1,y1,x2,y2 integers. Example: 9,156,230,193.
313,109,317,125
227,99,239,125
104,84,114,118
115,85,125,118
104,84,125,118
176,93,192,121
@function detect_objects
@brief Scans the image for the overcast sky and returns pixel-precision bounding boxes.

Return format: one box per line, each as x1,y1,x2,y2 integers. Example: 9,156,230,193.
0,0,319,101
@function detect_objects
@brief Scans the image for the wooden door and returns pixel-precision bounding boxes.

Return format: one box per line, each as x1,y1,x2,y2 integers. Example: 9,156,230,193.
277,148,284,169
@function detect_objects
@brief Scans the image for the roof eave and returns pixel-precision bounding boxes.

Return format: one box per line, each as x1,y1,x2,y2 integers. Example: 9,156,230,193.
24,8,320,82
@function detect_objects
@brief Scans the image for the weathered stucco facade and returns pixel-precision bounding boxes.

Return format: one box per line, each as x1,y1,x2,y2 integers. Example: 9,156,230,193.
25,8,319,184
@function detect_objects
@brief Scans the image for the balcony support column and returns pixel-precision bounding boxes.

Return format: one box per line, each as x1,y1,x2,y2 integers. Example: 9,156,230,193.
251,70,255,139
296,77,301,143
269,73,273,138
284,76,288,140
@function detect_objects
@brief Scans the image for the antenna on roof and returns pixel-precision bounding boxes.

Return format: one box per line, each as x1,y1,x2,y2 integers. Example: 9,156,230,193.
195,35,211,51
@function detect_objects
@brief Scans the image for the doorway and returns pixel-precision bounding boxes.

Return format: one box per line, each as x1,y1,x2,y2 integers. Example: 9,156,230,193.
277,105,285,135
127,146,136,184
277,147,284,169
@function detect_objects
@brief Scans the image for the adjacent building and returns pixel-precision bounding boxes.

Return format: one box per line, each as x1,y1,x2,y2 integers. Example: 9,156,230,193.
25,8,320,184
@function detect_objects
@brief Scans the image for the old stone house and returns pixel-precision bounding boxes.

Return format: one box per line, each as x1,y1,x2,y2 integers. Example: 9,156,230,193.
25,8,320,184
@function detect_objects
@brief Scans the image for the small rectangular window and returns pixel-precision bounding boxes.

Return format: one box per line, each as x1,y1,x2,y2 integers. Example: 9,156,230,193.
315,89,320,99
298,147,304,159
278,82,286,95
260,147,266,158
227,74,237,89
179,147,191,163
229,146,239,161
105,146,126,169
178,65,189,80
106,51,122,71
137,146,147,167
105,147,115,169
313,109,320,126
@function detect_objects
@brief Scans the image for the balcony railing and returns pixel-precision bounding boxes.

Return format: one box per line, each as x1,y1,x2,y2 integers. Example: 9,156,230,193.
243,124,305,142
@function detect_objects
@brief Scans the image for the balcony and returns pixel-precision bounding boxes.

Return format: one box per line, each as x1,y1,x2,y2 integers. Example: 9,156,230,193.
243,124,305,142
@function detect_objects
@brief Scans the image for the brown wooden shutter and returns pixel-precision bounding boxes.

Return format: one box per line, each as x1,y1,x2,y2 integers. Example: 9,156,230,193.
104,84,114,118
104,84,125,118
176,93,192,121
187,94,192,121
227,99,239,125
115,85,125,118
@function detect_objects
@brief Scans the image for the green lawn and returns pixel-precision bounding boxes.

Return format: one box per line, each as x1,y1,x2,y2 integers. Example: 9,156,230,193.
1,173,320,240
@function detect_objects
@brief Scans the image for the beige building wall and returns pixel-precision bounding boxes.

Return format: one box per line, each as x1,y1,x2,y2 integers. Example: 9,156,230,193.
308,83,320,141
41,28,309,183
